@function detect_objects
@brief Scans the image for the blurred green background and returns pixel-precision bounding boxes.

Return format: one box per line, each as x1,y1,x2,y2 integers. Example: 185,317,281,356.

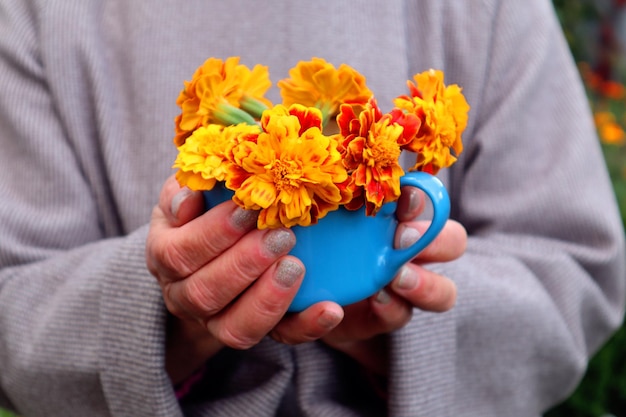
1,2,625,417
546,1,626,416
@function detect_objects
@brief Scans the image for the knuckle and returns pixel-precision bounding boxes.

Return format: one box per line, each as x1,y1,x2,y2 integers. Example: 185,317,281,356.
253,292,288,318
419,272,456,312
182,277,222,317
419,279,442,307
215,295,288,349
270,316,325,346
157,238,195,278
162,289,187,318
270,329,307,345
377,302,413,332
217,325,260,350
269,330,291,345
225,257,258,284
223,247,273,284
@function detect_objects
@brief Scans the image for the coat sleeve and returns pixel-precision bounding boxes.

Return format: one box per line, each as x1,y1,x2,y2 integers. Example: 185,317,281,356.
390,1,626,416
0,2,181,416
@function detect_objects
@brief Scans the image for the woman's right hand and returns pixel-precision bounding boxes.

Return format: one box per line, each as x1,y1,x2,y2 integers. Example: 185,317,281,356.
146,175,344,384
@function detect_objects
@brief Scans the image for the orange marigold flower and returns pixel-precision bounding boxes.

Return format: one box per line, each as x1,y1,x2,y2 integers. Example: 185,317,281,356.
594,111,626,145
231,104,351,229
394,69,470,174
173,57,272,146
173,123,261,191
337,99,405,215
277,57,372,126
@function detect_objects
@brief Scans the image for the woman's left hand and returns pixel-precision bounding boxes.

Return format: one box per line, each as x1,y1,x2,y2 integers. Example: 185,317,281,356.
312,186,466,376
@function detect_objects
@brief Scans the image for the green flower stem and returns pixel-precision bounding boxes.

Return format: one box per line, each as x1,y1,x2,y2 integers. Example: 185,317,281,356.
240,96,269,120
313,101,334,128
214,102,257,126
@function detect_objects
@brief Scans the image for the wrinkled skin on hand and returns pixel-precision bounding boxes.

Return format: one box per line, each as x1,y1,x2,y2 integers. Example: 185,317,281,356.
146,175,466,384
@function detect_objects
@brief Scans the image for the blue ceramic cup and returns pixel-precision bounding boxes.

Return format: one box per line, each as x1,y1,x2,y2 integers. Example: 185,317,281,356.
203,171,450,312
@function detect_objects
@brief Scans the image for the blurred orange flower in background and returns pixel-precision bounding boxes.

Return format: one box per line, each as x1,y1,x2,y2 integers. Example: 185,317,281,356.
595,111,626,145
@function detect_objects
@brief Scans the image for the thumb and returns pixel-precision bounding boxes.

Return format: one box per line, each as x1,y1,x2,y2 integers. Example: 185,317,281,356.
159,174,205,227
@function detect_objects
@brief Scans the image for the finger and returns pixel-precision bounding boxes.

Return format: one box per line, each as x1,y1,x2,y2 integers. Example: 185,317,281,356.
395,219,467,263
148,199,259,282
204,257,309,349
164,227,296,318
389,263,457,312
158,174,205,227
336,292,413,342
395,186,426,222
370,288,414,324
270,301,344,345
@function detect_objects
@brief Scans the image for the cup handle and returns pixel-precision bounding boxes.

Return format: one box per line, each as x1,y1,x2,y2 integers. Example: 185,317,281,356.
393,171,450,260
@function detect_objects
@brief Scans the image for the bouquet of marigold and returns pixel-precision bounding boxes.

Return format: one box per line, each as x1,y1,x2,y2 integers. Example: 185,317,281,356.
173,57,469,229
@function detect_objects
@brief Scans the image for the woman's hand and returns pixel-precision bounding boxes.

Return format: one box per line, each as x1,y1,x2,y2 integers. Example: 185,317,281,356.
320,186,467,376
147,177,464,385
146,175,344,384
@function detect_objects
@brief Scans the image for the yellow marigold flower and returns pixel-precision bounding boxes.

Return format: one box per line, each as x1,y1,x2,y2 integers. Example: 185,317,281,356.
594,111,613,126
600,122,625,144
278,57,372,126
173,123,261,191
394,69,470,174
231,104,350,229
337,99,405,215
173,57,272,146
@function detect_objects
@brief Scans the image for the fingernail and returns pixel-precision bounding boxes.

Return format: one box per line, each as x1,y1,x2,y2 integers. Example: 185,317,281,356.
406,188,422,213
171,188,192,218
375,289,391,304
264,229,295,255
395,265,419,290
399,225,421,249
274,259,303,288
318,309,342,329
231,207,258,230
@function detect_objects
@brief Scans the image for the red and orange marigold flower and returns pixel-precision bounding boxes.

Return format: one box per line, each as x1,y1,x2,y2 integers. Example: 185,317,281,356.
394,69,469,174
337,99,407,215
173,58,470,228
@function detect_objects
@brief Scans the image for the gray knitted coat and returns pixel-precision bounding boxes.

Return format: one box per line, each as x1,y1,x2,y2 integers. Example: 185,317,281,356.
0,0,624,416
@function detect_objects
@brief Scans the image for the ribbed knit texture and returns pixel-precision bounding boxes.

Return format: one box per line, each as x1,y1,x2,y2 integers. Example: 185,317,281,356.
0,0,624,416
